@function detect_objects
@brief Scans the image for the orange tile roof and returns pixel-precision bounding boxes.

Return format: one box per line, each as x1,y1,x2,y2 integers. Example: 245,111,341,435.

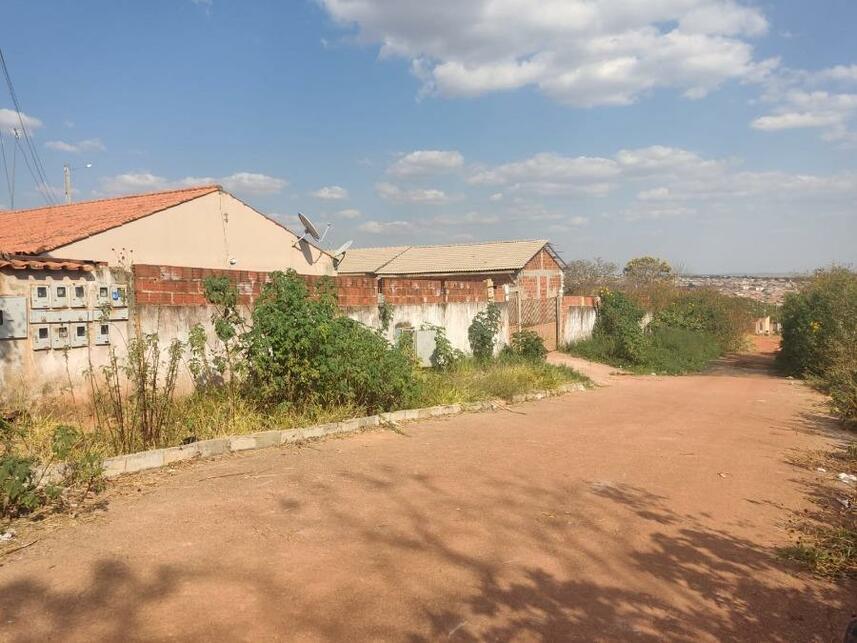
0,185,220,255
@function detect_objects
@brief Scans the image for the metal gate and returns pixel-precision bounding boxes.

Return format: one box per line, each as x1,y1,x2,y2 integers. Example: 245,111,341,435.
508,292,560,351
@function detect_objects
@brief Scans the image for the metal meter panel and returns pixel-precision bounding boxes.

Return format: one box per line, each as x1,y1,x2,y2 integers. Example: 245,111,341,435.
51,324,71,349
94,322,111,345
30,284,50,309
52,284,69,308
70,283,87,308
0,296,27,339
70,322,89,348
95,284,111,307
111,285,128,308
32,325,51,350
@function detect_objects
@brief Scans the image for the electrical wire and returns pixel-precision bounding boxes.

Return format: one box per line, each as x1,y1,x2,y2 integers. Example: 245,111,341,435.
0,131,13,204
0,47,55,205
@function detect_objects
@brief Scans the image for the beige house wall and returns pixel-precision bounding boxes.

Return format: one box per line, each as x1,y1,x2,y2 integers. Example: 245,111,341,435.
50,191,335,275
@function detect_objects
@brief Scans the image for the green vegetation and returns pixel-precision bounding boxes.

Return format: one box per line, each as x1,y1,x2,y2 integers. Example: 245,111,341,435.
564,258,755,374
1,270,588,502
778,267,857,425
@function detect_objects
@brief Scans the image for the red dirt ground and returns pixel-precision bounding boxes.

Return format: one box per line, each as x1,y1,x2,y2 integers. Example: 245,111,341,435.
0,341,854,641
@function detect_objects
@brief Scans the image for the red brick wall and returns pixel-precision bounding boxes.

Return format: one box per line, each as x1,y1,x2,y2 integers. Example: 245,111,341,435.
516,247,563,300
562,295,597,308
132,265,507,308
133,265,378,307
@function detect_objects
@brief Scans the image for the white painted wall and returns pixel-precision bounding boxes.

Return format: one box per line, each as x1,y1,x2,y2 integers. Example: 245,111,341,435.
561,306,597,345
51,191,335,275
346,302,511,354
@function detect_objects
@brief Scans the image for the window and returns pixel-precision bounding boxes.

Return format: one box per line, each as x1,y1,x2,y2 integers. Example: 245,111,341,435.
100,324,109,335
39,327,48,339
99,287,109,298
56,286,67,297
37,286,47,298
76,326,86,337
75,285,85,298
58,327,68,338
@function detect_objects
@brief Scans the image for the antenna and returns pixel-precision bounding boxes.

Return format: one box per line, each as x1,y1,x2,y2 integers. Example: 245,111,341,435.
293,212,331,247
332,240,353,259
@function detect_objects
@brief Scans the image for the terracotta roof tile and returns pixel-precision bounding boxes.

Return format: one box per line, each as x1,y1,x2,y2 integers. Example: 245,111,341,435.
338,239,559,275
0,185,220,255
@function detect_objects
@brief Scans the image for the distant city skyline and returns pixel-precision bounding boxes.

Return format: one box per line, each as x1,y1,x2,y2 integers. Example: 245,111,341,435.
1,0,855,273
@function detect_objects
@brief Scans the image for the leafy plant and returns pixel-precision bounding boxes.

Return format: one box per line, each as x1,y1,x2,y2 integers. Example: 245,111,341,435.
378,300,393,333
243,270,418,412
468,303,502,361
423,324,464,370
506,330,548,361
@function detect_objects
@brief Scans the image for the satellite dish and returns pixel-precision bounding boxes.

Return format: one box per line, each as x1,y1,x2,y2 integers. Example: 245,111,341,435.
332,240,353,258
293,212,331,248
298,212,321,240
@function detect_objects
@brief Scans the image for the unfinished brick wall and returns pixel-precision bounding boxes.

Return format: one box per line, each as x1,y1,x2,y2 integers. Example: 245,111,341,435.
516,248,564,300
132,265,378,307
132,265,507,308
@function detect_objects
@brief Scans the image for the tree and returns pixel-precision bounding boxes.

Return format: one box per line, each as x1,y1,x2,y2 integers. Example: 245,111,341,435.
623,256,673,286
564,258,618,295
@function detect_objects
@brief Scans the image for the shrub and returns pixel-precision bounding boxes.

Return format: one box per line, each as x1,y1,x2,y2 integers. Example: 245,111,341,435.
593,289,647,364
643,327,722,374
468,303,502,361
243,270,418,412
88,334,183,454
506,330,548,361
652,289,753,352
424,324,464,370
779,267,857,424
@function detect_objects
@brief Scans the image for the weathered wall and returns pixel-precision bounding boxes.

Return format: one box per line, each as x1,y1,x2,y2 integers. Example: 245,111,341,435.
561,306,597,345
50,191,335,275
345,301,510,354
0,266,130,397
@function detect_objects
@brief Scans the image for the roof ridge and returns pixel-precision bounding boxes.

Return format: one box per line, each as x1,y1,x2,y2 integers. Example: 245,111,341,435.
352,239,545,252
4,184,221,215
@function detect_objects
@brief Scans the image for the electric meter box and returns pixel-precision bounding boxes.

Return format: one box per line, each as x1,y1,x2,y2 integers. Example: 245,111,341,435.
52,284,69,308
32,325,51,350
70,323,89,348
70,283,87,308
111,285,128,308
51,324,71,349
0,297,27,340
30,284,50,309
95,284,111,307
94,322,111,346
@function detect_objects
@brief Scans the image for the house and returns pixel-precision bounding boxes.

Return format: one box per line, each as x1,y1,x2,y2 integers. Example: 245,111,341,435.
0,184,334,274
0,185,335,393
337,239,565,303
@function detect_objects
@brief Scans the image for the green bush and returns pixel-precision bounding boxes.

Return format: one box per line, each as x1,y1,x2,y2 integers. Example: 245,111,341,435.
506,330,548,361
592,289,647,363
424,324,464,370
243,270,418,412
643,327,722,374
652,288,753,352
468,303,502,361
779,267,857,424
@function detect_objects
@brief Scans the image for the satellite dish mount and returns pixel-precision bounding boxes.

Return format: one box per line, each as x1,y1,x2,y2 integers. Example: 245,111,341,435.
293,212,331,248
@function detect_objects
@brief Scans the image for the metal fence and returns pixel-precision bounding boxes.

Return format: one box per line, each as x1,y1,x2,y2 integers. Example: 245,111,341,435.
508,293,559,351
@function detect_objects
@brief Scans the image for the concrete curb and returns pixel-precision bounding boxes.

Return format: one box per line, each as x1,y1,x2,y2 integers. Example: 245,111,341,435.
100,382,587,479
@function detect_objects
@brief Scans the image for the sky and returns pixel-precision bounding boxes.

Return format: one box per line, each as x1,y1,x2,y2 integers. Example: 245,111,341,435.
0,0,855,273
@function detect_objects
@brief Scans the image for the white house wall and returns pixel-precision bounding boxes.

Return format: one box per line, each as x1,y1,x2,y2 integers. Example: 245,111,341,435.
51,191,334,275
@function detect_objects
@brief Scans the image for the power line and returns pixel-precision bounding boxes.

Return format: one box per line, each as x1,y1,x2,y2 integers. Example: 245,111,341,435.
0,130,12,205
0,47,55,205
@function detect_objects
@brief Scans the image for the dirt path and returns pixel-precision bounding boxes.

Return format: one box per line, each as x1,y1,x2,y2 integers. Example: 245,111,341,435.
1,343,855,641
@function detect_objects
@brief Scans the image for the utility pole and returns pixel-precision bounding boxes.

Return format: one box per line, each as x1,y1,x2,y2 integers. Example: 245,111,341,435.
63,164,71,204
10,128,18,209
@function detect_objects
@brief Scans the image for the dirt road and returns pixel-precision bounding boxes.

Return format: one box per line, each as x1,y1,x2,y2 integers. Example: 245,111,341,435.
1,342,854,641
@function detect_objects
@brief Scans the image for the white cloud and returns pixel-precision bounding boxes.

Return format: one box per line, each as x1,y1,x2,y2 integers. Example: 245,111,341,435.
375,181,451,204
336,208,362,219
637,187,672,201
387,149,464,176
45,138,106,154
432,211,500,226
0,108,42,133
98,171,287,196
320,0,773,107
312,185,349,200
359,219,415,234
468,152,619,195
489,192,504,202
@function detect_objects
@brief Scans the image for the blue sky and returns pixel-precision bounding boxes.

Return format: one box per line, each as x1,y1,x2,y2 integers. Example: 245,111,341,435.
1,0,855,273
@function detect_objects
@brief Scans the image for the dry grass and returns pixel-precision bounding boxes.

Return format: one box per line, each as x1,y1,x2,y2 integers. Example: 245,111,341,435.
780,440,857,578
